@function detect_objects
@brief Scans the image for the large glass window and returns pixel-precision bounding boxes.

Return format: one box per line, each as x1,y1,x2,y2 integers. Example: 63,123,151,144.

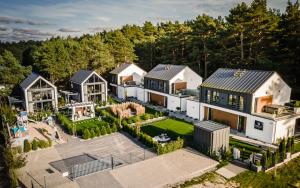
206,90,211,102
239,96,244,110
228,94,238,106
212,91,219,102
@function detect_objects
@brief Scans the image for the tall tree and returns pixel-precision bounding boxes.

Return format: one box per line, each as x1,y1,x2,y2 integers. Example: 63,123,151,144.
0,50,31,96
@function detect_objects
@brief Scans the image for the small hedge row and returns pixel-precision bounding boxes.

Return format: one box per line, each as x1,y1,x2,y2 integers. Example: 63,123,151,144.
122,123,184,155
82,124,118,139
23,139,52,153
157,137,184,155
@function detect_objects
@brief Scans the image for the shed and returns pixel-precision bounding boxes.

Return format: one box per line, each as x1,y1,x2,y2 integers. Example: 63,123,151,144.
194,121,230,155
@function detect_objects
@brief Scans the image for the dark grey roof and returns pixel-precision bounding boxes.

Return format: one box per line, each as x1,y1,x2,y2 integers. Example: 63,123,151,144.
144,64,186,81
195,121,229,132
110,63,132,74
201,68,275,94
70,70,94,84
19,72,40,90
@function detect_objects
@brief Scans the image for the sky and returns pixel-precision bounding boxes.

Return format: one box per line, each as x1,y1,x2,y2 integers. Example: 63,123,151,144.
0,0,289,42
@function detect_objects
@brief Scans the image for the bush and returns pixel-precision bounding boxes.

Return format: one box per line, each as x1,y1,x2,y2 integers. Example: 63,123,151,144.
100,126,107,135
32,139,38,150
95,127,101,137
106,126,112,134
122,119,128,126
279,139,287,161
37,140,49,148
83,129,91,139
23,139,31,152
90,129,95,138
157,137,184,155
112,124,118,132
141,113,150,120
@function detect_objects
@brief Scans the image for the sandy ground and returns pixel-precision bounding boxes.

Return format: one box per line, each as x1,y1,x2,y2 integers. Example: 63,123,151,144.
27,122,54,141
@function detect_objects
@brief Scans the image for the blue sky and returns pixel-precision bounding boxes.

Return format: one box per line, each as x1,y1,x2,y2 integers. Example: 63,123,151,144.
0,0,289,42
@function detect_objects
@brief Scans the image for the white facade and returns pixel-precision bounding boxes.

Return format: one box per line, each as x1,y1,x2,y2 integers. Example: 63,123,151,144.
186,99,200,119
116,64,146,85
200,102,298,144
252,73,291,113
169,67,202,93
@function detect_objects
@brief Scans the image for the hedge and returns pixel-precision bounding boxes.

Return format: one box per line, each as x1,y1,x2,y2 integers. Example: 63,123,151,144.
157,137,184,155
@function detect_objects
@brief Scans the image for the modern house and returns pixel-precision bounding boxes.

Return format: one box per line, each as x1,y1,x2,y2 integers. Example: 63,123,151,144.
20,73,58,113
70,70,107,103
109,63,146,100
199,68,300,144
143,64,202,112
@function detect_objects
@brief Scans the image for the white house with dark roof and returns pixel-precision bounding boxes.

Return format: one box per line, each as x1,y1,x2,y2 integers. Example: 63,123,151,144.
70,70,107,103
20,73,58,113
109,63,147,100
144,64,202,112
198,68,300,144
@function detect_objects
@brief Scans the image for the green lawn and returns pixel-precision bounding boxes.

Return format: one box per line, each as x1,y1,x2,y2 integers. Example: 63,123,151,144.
232,156,300,187
140,118,194,140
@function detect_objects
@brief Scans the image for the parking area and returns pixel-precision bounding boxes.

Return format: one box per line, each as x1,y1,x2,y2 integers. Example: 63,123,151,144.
18,132,156,188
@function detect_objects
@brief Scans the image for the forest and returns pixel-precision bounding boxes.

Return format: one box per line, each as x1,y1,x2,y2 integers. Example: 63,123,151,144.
0,0,299,99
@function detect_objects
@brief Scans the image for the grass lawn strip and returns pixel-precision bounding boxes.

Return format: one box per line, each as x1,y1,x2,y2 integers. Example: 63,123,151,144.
232,156,300,188
140,118,194,140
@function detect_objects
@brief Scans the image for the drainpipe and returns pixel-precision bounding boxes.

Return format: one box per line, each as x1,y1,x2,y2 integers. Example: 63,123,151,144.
272,121,277,144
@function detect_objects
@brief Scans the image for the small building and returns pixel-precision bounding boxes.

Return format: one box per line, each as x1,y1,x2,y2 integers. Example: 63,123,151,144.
19,73,58,113
109,63,147,100
144,64,202,112
70,70,107,103
65,102,95,121
194,121,230,155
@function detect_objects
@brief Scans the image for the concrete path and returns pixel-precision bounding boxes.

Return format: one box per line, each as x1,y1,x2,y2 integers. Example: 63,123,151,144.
216,163,247,179
109,149,218,188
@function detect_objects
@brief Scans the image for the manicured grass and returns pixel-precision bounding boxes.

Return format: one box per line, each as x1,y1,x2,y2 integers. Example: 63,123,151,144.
140,118,194,140
232,156,300,187
294,141,300,153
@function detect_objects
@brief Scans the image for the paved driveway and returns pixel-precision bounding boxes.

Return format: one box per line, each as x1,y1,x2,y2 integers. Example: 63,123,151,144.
76,148,218,188
18,132,155,188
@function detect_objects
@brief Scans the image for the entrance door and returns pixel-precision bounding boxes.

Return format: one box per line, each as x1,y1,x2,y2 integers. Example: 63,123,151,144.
238,116,246,133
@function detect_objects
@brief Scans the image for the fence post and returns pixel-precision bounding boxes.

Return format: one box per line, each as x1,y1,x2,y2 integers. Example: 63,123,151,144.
111,155,114,169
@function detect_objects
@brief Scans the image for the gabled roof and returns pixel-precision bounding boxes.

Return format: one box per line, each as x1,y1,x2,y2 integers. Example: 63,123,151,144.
70,70,94,84
19,73,40,90
201,68,275,94
110,63,132,74
144,64,186,81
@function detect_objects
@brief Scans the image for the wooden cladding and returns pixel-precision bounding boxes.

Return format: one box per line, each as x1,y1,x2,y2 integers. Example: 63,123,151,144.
255,95,273,113
120,75,133,84
149,92,166,107
174,82,187,91
204,107,239,130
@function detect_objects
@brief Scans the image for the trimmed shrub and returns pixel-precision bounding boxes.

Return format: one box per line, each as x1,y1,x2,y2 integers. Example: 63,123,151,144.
100,126,107,135
122,119,128,126
23,139,31,152
90,129,96,138
106,126,112,134
37,140,48,148
112,124,118,132
141,113,150,120
95,127,101,136
32,139,38,150
156,137,184,155
83,129,91,139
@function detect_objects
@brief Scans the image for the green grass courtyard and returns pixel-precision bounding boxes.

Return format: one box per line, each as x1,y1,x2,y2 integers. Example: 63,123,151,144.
140,118,194,141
